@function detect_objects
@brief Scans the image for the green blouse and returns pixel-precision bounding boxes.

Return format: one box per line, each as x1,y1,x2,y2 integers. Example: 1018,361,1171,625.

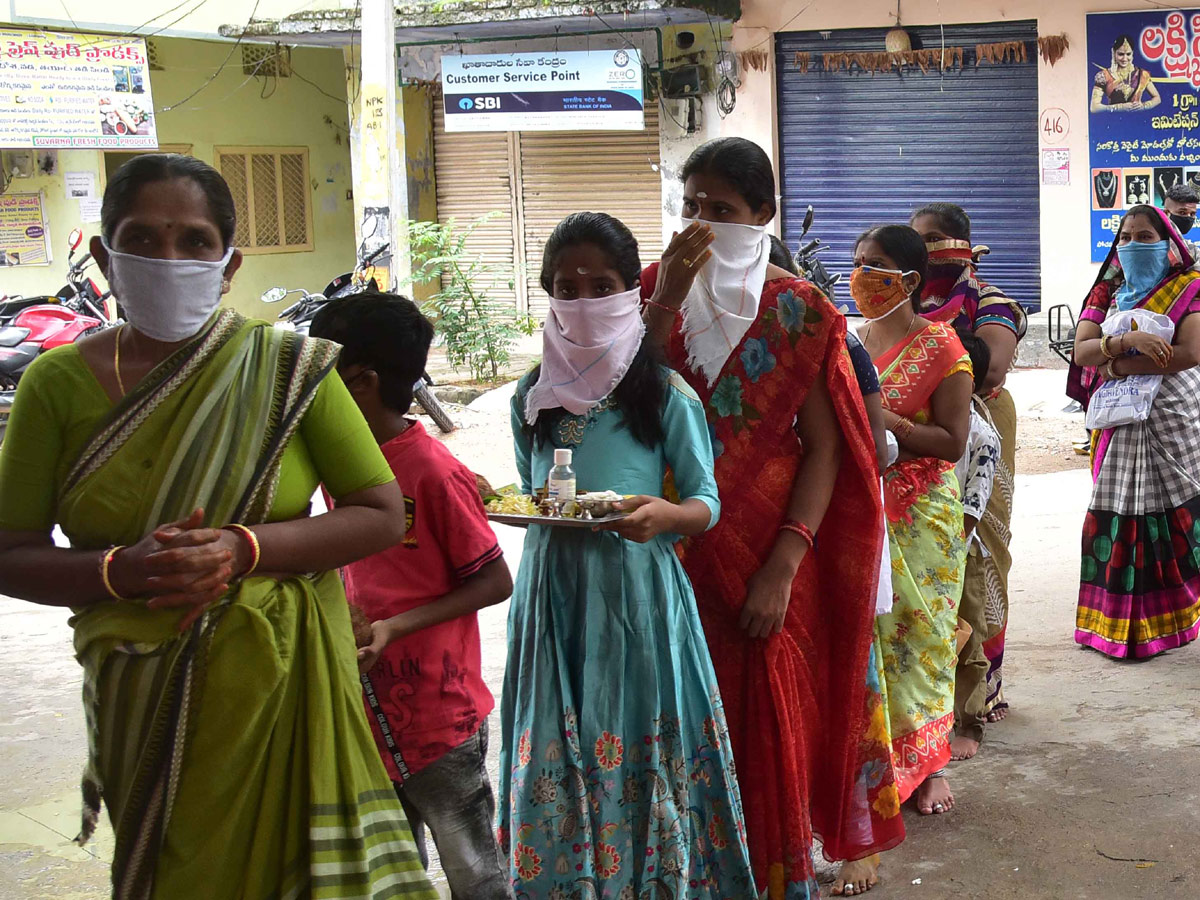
0,343,393,534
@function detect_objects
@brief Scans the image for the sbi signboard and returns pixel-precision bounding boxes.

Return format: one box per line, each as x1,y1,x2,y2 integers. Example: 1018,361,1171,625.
442,49,645,132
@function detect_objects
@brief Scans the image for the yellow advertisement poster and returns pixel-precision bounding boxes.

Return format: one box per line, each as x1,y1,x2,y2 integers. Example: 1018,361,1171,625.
0,29,158,149
0,192,50,266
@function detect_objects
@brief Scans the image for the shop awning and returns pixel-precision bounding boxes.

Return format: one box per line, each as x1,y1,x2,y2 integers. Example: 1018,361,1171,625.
220,1,739,47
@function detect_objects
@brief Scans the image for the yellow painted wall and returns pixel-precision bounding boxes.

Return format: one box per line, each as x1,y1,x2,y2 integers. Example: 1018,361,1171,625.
403,83,438,303
0,36,355,318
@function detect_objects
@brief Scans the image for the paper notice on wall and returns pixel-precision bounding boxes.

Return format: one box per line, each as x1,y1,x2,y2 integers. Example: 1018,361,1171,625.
64,171,95,199
79,197,102,223
0,192,50,266
1041,148,1070,186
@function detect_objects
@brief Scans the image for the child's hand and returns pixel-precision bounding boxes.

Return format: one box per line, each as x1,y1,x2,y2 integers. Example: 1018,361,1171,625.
357,620,392,674
595,496,678,543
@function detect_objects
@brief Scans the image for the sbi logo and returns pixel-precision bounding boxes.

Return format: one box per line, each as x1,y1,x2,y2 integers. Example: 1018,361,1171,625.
458,96,501,111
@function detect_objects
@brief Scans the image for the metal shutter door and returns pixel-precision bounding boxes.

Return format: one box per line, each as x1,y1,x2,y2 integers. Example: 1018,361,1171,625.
433,99,520,310
776,21,1040,312
518,102,662,320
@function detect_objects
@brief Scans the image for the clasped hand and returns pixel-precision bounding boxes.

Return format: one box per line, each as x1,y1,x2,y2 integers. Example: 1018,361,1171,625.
109,508,247,630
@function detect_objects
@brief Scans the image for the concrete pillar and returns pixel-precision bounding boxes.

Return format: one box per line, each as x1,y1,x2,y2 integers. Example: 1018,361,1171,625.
345,0,410,290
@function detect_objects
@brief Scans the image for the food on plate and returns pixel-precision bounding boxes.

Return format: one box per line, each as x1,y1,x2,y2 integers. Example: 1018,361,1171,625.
486,494,539,516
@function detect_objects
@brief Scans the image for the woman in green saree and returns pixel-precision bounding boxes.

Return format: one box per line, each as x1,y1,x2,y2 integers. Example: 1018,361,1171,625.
0,154,437,900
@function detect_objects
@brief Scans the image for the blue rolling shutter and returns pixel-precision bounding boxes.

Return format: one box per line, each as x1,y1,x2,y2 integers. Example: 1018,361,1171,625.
776,21,1040,313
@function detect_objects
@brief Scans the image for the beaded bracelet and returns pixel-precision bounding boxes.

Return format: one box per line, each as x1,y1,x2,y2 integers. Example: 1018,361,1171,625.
223,524,261,577
779,519,816,549
644,298,681,315
100,545,130,601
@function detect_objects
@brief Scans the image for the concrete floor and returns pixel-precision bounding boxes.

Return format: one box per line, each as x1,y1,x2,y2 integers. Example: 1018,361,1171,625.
2,370,1198,898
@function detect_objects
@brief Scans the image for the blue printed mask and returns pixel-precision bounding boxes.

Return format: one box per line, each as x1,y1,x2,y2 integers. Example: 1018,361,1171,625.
1115,240,1170,308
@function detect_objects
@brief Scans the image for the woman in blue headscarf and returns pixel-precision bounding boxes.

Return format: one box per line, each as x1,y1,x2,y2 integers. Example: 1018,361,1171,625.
1069,204,1200,659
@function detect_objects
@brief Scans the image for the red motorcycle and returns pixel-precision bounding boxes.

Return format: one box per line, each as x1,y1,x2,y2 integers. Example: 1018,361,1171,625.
0,229,117,443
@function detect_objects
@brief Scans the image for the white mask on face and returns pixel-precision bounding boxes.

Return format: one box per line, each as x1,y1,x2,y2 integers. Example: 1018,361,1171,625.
679,218,771,386
102,239,233,342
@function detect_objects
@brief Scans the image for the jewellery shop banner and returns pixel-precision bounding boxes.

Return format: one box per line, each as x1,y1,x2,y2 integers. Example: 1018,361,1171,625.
1088,10,1200,262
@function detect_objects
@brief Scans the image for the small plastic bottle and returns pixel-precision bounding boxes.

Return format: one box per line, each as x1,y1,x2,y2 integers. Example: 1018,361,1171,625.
547,448,577,504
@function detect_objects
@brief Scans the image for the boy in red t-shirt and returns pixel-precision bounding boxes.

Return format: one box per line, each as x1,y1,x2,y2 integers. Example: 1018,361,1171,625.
312,292,514,899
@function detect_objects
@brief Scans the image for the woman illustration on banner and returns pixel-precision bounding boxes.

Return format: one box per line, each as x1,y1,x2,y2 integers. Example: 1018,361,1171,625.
1091,34,1161,113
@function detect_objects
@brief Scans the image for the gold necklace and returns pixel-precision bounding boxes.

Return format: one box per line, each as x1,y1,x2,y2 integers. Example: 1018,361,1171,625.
113,324,127,397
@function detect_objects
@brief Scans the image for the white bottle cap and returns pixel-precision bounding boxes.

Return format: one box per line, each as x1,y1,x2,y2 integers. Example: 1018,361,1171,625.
554,448,572,465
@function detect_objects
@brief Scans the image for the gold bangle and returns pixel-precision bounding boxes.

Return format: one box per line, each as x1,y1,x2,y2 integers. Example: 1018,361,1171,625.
100,545,130,601
223,524,261,577
892,416,915,440
1100,334,1116,359
1104,359,1122,380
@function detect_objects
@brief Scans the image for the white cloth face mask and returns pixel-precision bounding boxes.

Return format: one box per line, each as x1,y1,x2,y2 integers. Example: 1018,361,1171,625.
103,239,233,342
678,218,771,386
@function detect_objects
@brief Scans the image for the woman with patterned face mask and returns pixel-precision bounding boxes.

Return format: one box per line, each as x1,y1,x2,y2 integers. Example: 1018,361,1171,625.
641,137,896,899
910,202,1024,747
0,154,435,899
855,224,973,826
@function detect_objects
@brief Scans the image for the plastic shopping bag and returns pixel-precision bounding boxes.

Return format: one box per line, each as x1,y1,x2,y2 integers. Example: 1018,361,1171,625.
1084,309,1175,430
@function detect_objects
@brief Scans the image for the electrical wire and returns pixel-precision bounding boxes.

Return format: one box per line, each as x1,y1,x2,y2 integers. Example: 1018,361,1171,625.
155,0,262,112
739,0,816,54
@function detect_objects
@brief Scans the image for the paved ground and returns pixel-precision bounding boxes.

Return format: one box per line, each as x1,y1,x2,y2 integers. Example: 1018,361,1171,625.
2,369,1198,898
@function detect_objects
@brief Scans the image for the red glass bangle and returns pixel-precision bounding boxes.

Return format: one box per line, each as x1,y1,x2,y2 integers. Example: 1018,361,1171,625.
223,524,261,577
779,519,815,548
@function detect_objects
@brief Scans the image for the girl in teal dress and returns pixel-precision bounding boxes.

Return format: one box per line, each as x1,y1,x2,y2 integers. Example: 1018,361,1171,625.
499,212,755,898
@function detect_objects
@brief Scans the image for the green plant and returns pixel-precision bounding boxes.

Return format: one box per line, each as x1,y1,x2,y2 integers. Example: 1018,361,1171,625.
405,215,536,382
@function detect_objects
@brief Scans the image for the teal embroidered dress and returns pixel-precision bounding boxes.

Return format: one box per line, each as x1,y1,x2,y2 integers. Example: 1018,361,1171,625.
498,369,756,899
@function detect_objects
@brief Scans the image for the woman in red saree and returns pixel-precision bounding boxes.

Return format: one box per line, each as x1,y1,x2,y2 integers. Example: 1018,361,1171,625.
641,137,902,898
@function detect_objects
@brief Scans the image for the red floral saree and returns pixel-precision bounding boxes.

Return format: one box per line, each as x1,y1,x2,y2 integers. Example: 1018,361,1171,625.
642,267,902,897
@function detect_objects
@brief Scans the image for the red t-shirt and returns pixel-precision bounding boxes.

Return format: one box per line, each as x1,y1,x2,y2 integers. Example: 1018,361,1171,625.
343,421,503,780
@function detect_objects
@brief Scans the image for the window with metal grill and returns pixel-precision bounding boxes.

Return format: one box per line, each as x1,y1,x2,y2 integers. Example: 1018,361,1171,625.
216,147,312,253
241,43,290,78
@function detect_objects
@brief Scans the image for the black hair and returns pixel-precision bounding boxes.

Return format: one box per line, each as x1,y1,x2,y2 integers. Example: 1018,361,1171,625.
309,289,434,415
1166,183,1200,205
539,211,642,294
956,328,992,394
526,212,665,450
768,235,799,275
855,224,929,311
1113,34,1135,53
1122,204,1171,241
101,153,237,249
911,202,971,242
680,137,777,219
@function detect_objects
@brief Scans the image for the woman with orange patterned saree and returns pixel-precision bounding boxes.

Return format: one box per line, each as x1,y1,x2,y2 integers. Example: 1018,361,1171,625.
641,138,901,899
856,225,972,822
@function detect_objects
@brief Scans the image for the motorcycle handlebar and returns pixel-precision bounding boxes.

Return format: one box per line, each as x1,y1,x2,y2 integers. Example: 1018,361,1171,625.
798,239,820,256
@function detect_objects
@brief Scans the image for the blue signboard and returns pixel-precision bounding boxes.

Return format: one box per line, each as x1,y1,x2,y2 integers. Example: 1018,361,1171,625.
441,50,644,132
1088,10,1200,261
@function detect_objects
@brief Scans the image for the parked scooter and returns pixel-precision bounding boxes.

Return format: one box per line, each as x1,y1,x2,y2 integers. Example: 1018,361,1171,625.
792,206,841,303
0,229,119,443
261,247,456,433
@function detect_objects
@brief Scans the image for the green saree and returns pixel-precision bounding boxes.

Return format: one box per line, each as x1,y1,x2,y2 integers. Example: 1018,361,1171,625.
55,311,435,899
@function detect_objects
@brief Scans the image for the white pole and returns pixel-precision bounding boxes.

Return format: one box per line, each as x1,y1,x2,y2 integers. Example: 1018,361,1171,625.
350,0,408,290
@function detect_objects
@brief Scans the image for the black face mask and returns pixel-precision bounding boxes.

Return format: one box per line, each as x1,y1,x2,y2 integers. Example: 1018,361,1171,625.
1170,212,1195,235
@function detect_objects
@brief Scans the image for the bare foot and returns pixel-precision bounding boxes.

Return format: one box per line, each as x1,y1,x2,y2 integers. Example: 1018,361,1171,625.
916,775,954,815
831,855,880,896
950,734,980,760
987,706,1009,723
